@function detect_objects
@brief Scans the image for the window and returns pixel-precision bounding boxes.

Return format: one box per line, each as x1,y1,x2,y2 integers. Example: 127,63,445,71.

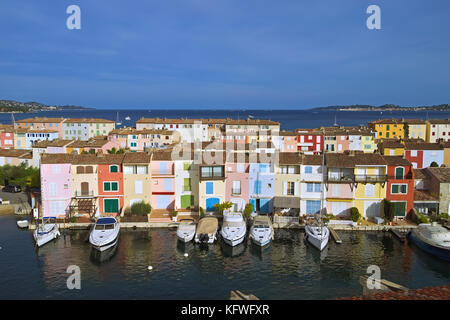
184,178,191,191
254,180,262,194
110,165,118,173
206,182,214,195
183,162,191,170
49,183,57,196
391,184,407,194
232,181,241,195
411,150,417,156
104,182,118,192
287,182,295,195
395,167,404,179
52,165,61,174
76,166,85,174
305,166,312,174
85,166,93,174
365,184,375,197
306,200,321,214
135,180,143,194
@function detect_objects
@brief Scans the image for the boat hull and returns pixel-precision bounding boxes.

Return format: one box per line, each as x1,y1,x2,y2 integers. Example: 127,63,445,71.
250,229,273,247
408,230,450,262
305,225,329,251
221,233,246,247
177,231,195,243
194,234,216,244
91,235,119,252
34,225,60,247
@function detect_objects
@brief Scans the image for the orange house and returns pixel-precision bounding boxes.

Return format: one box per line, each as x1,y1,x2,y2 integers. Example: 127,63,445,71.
97,155,125,216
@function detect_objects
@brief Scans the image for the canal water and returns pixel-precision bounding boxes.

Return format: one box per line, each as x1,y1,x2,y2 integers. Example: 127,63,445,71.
0,214,449,299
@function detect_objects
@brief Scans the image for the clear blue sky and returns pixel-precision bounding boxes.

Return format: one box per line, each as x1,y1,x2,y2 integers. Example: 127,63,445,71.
0,0,449,109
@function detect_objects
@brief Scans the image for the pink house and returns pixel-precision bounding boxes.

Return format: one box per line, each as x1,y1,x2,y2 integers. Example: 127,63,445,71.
225,153,250,212
40,154,73,218
151,151,175,211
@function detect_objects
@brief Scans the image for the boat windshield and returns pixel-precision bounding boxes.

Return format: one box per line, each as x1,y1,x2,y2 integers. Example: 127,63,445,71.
95,224,115,230
254,225,269,229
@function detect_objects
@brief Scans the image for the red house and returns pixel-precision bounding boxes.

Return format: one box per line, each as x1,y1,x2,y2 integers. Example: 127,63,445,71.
296,129,323,154
0,125,14,149
97,154,125,216
383,156,415,218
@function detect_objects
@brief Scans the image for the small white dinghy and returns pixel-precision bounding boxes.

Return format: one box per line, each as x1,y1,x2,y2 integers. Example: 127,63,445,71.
89,217,120,252
305,224,329,251
33,217,60,247
195,216,218,244
17,220,29,229
177,218,196,242
220,212,247,247
250,215,274,247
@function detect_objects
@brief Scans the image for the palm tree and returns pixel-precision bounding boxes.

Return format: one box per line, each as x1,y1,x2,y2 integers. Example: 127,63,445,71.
214,201,233,216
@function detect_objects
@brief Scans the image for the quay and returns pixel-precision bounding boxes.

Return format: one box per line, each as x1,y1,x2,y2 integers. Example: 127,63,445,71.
329,227,342,244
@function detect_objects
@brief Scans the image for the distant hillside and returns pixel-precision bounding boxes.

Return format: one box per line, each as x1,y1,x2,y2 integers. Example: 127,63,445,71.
0,100,94,113
311,103,450,111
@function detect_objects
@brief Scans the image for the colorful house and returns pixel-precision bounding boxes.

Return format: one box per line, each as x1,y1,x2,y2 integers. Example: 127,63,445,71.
274,153,301,215
325,153,355,217
0,124,14,149
426,119,450,143
150,151,175,211
174,150,198,213
225,153,250,212
199,152,226,212
40,154,73,218
383,156,415,218
296,129,323,154
301,154,325,215
378,139,405,156
352,154,387,219
122,152,152,214
369,119,405,140
404,142,444,168
425,168,450,215
15,117,65,138
248,153,276,214
63,118,115,140
97,154,126,216
404,119,427,140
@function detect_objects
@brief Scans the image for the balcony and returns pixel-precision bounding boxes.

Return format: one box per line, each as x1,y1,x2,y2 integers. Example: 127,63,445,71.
327,174,355,183
232,189,241,196
354,175,387,183
74,190,95,198
387,173,413,180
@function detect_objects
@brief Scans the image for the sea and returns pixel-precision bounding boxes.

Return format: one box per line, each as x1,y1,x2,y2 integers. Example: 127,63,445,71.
0,214,449,300
1,109,450,130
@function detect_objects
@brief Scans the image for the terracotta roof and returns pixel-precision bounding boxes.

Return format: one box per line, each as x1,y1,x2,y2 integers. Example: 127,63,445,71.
150,150,174,161
382,156,411,166
123,152,151,164
404,119,426,124
278,152,302,165
404,142,443,150
351,153,386,166
427,119,450,124
0,149,32,158
33,139,74,148
413,168,429,180
200,151,227,165
41,153,74,164
303,155,323,166
279,131,297,136
338,284,450,300
325,153,355,168
426,167,450,183
414,190,438,202
15,128,59,134
369,118,405,125
70,154,125,165
15,117,65,123
64,118,115,123
110,127,173,135
378,140,405,149
0,124,14,132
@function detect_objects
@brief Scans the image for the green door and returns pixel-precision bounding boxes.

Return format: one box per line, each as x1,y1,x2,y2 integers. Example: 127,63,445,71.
104,199,119,213
180,195,193,209
394,202,406,217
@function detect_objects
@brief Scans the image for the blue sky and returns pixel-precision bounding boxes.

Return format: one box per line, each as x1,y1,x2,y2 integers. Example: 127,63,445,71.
0,0,449,109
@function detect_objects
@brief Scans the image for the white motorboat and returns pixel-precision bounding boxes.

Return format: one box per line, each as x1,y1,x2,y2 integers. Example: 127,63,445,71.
407,222,450,262
17,220,29,229
220,212,247,247
250,215,274,247
305,224,329,251
195,216,218,244
89,217,120,252
125,116,131,121
33,217,60,247
177,218,196,242
305,150,330,251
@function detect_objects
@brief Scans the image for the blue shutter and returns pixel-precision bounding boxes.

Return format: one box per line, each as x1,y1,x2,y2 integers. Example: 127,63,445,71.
206,182,214,195
160,162,167,174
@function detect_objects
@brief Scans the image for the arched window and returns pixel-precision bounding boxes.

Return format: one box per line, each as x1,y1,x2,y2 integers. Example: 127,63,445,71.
110,165,119,173
395,167,404,179
76,166,85,174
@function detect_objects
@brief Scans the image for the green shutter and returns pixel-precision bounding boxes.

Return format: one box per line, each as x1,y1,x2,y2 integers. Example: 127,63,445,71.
104,199,119,213
110,165,118,173
104,182,111,191
392,185,399,194
184,162,191,170
111,182,118,191
401,185,407,194
184,178,191,191
181,195,193,209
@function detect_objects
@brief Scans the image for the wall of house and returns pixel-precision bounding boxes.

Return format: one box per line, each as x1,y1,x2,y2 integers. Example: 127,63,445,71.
41,163,72,218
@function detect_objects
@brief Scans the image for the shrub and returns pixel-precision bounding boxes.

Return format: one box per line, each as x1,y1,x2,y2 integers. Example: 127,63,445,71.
130,201,151,216
350,207,361,222
382,199,395,222
430,161,439,167
172,210,178,218
199,207,205,218
213,201,233,216
411,210,430,224
243,203,254,219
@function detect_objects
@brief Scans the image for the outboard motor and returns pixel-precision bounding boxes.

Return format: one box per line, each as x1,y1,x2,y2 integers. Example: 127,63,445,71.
199,233,208,243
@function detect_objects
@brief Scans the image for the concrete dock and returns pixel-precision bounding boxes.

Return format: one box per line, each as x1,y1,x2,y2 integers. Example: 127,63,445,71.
329,227,342,243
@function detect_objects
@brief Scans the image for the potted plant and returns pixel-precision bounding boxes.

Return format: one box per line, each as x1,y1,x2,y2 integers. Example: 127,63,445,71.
172,210,178,222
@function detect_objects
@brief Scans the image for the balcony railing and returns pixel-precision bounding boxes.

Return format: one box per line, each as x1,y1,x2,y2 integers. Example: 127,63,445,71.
232,189,241,195
327,174,355,183
387,173,413,180
354,175,387,183
74,190,95,197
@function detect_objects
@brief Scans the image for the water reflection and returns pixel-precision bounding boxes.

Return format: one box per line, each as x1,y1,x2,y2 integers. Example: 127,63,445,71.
220,241,247,258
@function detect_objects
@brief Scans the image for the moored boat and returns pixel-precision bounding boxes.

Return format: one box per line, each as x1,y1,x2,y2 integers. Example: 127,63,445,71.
17,219,29,229
220,212,246,247
89,217,120,252
250,215,274,247
33,217,60,247
407,222,450,262
305,223,329,251
194,216,218,244
176,218,196,242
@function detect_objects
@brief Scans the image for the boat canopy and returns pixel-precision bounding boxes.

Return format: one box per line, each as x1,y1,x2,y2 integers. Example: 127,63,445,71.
96,217,117,225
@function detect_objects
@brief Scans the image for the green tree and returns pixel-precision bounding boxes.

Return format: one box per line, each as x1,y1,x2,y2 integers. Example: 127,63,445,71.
403,123,409,139
243,203,254,219
350,207,361,222
382,199,395,222
130,201,151,216
430,161,439,167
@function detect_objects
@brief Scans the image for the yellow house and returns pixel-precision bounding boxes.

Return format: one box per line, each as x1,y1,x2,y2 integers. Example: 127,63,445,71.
369,119,404,140
444,142,450,167
199,152,226,212
378,140,405,156
404,119,427,140
352,154,387,219
13,130,27,149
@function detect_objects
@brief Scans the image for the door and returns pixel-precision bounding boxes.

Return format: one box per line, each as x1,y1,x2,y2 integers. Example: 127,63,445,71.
156,195,172,209
180,195,193,209
206,197,220,212
393,202,406,217
259,199,270,214
104,199,119,214
81,182,89,196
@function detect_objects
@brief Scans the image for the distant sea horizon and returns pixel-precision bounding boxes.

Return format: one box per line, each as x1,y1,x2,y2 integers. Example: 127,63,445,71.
1,109,450,131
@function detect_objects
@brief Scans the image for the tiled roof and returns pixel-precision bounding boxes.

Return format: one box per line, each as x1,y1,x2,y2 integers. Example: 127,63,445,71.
352,153,386,165
404,142,443,150
302,155,323,166
15,117,65,123
0,149,32,158
414,190,438,201
41,153,74,164
110,127,173,135
278,152,302,165
64,118,115,123
137,117,279,126
151,150,174,161
369,118,404,125
325,154,355,168
404,119,426,124
426,167,450,183
71,154,125,165
427,119,450,124
279,131,297,136
15,128,59,134
35,139,74,148
123,152,151,164
413,168,429,180
378,139,405,149
382,156,411,166
338,284,450,300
